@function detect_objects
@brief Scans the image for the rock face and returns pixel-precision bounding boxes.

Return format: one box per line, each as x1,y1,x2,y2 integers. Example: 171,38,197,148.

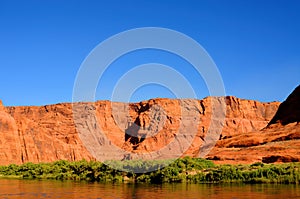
208,85,300,164
0,95,280,165
268,85,300,125
0,103,94,165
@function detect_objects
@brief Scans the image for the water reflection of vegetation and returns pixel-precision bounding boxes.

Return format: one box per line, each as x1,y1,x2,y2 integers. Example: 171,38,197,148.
0,157,299,184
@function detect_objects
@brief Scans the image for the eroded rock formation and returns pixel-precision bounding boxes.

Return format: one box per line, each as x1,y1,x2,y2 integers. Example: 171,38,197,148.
0,94,280,165
208,85,300,164
268,85,300,125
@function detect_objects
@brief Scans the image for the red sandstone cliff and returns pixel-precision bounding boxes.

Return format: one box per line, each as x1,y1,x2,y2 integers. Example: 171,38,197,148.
0,94,280,165
207,85,300,164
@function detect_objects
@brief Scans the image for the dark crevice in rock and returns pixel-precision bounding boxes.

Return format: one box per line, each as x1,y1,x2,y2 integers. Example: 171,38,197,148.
200,101,206,115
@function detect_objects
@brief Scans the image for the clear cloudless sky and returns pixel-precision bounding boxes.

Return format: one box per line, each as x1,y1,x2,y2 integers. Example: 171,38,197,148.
0,0,299,106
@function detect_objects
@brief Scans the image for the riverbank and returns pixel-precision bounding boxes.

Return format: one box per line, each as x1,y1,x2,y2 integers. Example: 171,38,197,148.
0,157,299,184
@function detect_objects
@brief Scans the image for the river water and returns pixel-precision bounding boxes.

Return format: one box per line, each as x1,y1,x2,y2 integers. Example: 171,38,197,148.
0,179,299,198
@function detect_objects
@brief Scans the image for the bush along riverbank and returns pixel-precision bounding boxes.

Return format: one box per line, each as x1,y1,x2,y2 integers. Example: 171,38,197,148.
0,157,299,184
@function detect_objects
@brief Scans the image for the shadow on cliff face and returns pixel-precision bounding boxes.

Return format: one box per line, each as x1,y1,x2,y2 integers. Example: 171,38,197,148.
268,84,300,126
124,102,168,152
125,121,146,148
125,105,150,149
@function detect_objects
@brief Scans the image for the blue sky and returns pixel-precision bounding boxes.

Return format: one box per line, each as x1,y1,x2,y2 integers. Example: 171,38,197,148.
0,0,299,106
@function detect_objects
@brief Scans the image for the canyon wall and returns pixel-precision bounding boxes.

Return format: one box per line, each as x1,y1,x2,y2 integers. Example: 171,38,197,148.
207,85,300,164
0,96,280,165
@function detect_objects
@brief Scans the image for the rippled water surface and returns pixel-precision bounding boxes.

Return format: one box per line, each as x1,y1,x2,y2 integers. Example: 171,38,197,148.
0,179,299,199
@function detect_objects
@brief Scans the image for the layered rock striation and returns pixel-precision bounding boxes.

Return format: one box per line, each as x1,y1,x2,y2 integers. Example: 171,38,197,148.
208,85,300,164
0,95,280,165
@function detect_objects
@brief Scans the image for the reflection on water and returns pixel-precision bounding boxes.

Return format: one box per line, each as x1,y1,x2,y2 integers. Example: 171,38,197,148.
0,179,299,199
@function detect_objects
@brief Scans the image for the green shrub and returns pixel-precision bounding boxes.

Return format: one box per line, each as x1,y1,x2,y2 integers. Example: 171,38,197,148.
0,158,299,184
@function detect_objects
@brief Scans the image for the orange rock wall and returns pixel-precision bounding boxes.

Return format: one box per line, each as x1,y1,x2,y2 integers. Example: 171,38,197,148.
0,97,279,165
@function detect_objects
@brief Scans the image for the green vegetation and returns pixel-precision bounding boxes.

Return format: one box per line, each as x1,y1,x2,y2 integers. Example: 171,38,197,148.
0,157,299,184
